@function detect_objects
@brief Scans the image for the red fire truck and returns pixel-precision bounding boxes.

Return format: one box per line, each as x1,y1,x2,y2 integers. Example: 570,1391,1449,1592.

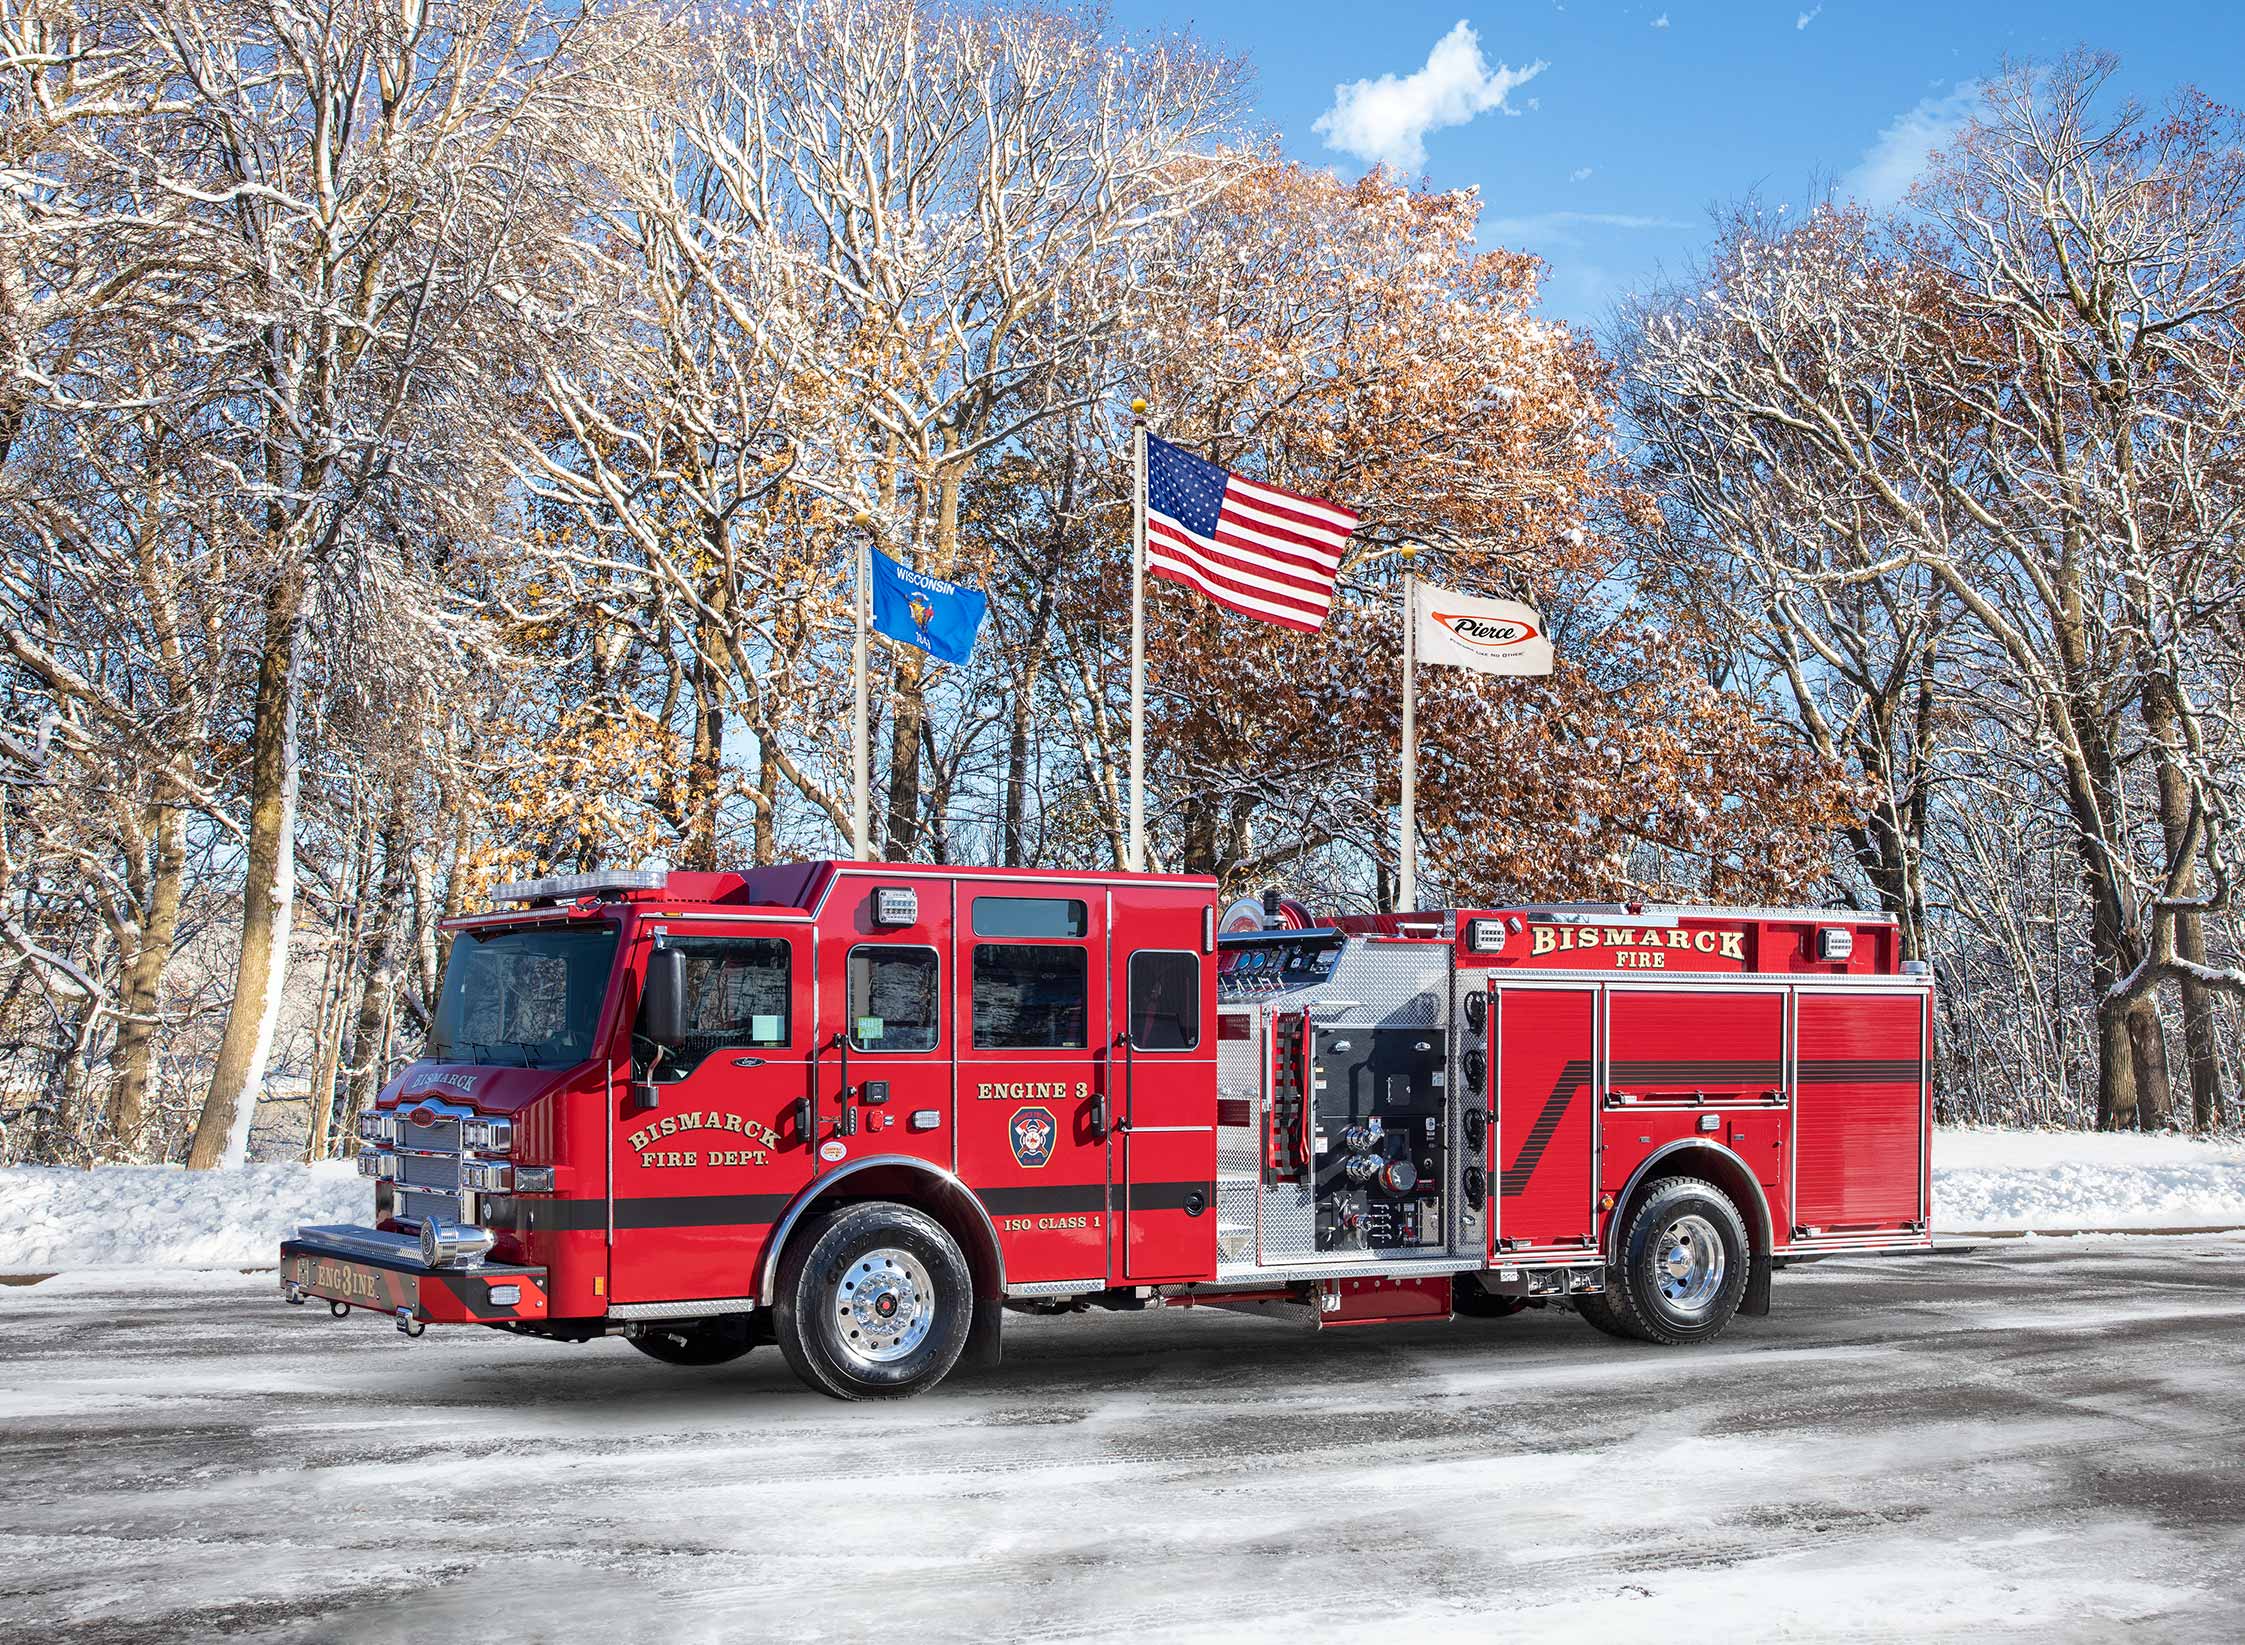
280,862,1933,1399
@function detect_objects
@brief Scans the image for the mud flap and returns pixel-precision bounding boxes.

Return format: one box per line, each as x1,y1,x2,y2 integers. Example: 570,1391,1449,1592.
1741,1250,1772,1317
964,1294,1004,1372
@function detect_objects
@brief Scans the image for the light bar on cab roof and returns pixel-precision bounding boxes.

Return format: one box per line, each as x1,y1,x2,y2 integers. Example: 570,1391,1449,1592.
490,869,667,905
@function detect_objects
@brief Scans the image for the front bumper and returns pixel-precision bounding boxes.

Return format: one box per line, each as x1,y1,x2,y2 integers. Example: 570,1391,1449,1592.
280,1225,549,1325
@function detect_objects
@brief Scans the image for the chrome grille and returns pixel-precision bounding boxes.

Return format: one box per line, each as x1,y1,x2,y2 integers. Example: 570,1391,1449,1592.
398,1187,463,1225
363,1096,490,1226
397,1151,461,1190
400,1116,463,1152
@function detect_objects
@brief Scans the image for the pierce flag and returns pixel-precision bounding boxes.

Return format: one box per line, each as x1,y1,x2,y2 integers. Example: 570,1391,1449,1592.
868,547,987,666
1411,582,1554,675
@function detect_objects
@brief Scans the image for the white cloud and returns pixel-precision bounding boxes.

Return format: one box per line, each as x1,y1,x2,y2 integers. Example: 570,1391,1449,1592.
1651,12,1670,27
1313,21,1548,171
1482,209,1694,249
1844,81,1981,207
1570,166,1594,182
1796,4,1822,27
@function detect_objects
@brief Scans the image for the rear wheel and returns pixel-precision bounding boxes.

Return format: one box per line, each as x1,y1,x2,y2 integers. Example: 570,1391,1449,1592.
628,1315,756,1366
1594,1176,1750,1346
773,1201,972,1400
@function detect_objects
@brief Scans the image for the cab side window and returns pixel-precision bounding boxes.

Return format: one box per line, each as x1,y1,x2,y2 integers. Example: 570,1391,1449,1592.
848,946,941,1052
1128,950,1201,1051
973,943,1089,1048
635,937,790,1080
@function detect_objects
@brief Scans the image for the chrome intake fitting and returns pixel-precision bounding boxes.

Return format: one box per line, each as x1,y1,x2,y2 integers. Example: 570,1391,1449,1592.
416,1217,494,1271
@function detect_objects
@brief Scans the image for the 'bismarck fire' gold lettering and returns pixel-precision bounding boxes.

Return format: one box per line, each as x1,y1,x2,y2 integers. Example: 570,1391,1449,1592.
1529,923,1746,965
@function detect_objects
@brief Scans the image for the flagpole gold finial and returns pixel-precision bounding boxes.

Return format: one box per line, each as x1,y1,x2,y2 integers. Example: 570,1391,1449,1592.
850,510,871,529
1130,398,1148,417
1399,542,1419,562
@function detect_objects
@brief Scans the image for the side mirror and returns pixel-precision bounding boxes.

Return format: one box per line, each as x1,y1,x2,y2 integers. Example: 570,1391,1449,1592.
643,946,688,1049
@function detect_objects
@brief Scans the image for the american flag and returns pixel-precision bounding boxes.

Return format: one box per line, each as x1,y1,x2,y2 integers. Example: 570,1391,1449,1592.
1143,434,1357,633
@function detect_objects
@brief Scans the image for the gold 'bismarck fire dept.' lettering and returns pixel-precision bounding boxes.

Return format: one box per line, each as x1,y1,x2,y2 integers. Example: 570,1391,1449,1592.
1530,923,1746,969
975,1080,1088,1102
627,1110,782,1168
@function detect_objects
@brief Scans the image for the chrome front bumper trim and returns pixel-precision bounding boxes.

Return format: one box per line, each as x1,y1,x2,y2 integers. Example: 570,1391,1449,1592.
292,1224,430,1266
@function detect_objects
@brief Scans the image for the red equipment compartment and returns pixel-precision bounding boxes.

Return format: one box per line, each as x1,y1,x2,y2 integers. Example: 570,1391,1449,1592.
1606,989,1784,1103
1493,986,1597,1252
1794,990,1927,1231
1314,1274,1453,1328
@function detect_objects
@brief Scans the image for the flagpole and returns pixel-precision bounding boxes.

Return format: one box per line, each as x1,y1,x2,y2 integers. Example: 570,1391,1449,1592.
1399,543,1419,912
850,510,871,861
1128,399,1148,873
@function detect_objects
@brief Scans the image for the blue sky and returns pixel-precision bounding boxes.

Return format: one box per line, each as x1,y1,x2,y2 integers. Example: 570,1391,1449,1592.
1134,0,2245,333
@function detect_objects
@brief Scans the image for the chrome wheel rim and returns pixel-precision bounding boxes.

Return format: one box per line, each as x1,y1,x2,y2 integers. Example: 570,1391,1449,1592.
835,1246,935,1367
1654,1214,1726,1316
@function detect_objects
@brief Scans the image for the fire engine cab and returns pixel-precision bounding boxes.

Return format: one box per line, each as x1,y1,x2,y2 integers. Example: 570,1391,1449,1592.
280,862,1933,1400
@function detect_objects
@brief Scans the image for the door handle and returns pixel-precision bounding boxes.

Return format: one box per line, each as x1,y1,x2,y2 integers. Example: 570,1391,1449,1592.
1089,1093,1108,1140
790,1096,811,1143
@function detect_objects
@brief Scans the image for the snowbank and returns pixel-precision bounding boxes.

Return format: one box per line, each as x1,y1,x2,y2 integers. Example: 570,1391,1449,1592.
1933,1126,2245,1231
0,1161,363,1271
3,1129,2243,1272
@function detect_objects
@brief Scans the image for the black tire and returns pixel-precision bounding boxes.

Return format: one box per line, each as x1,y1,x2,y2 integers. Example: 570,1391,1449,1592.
1452,1274,1532,1318
1595,1176,1751,1346
773,1201,973,1400
627,1315,757,1366
1571,1289,1634,1338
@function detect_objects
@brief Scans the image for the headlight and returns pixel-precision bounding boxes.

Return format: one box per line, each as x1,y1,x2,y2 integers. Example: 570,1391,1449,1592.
356,1110,398,1145
460,1117,513,1155
511,1165,556,1194
356,1149,396,1181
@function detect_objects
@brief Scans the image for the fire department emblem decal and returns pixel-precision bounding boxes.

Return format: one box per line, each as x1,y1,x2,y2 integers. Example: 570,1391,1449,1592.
1009,1106,1057,1169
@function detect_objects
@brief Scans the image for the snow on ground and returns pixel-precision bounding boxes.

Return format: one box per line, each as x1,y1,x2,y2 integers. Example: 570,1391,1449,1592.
0,1160,362,1270
3,1126,2243,1273
5,1240,2244,1642
1934,1126,2245,1231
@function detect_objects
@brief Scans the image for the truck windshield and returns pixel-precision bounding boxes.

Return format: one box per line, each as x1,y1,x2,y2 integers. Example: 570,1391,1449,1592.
427,923,620,1069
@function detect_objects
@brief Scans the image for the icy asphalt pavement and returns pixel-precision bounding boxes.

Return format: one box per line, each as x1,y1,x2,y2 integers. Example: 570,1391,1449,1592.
3,1240,2243,1645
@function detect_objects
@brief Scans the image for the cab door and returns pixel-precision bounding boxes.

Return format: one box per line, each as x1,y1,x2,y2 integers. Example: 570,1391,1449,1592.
818,879,952,1175
1110,887,1216,1283
610,921,813,1305
955,887,1111,1286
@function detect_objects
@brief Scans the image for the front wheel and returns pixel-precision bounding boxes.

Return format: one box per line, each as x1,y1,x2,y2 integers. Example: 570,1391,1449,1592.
773,1201,973,1400
1594,1176,1750,1346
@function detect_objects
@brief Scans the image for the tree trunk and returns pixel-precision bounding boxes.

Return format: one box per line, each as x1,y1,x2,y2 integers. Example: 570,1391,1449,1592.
2143,672,2226,1130
752,737,780,867
303,809,371,1163
342,828,407,1146
2093,987,2138,1132
2178,916,2225,1130
187,570,308,1169
2125,998,2174,1131
108,800,186,1153
681,543,731,870
883,646,927,861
